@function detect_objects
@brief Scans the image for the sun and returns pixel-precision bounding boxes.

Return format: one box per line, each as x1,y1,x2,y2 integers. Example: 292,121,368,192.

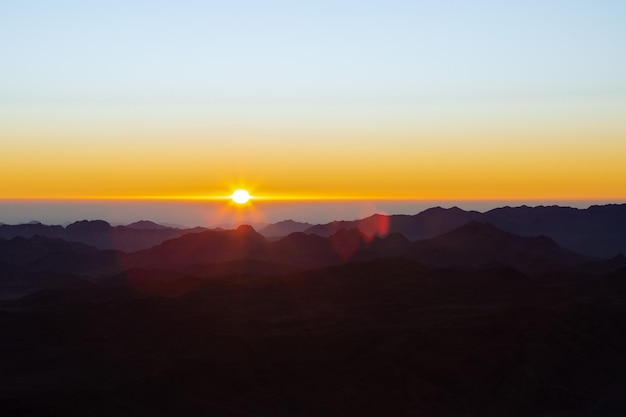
230,189,251,204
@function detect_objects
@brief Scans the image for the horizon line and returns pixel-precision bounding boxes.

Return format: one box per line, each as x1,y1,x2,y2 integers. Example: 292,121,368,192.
1,196,626,206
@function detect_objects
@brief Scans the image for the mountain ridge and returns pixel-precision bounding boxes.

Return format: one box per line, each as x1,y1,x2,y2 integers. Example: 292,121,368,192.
2,203,625,258
300,204,626,257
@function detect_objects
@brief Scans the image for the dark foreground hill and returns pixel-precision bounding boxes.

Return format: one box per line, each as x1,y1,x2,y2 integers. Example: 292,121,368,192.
2,211,626,416
2,259,626,417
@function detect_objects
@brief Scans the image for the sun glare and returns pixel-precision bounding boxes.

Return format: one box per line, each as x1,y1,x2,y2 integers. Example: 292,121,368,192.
230,189,251,204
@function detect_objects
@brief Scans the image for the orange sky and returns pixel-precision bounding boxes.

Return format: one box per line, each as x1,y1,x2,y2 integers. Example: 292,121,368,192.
2,98,626,201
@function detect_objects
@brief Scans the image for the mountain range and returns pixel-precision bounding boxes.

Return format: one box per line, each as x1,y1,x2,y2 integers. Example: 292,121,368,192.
2,204,625,257
300,204,626,258
1,216,621,301
0,220,208,252
2,204,626,416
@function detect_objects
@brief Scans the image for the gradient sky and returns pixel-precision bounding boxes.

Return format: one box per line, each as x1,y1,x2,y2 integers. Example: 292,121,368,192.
2,0,626,202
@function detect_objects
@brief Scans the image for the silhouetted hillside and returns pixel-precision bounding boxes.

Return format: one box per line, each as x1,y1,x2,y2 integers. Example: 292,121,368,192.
126,226,350,270
126,220,169,229
122,222,589,276
0,223,592,280
407,221,589,275
303,207,483,239
268,231,342,267
0,222,65,240
2,209,626,416
127,225,269,268
0,236,97,266
575,254,626,274
28,250,126,275
2,259,626,416
3,204,625,257
302,204,626,257
0,220,209,252
65,220,210,252
482,204,626,257
258,219,314,237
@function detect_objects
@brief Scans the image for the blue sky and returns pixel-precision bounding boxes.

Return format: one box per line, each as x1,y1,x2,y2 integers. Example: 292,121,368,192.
3,0,625,106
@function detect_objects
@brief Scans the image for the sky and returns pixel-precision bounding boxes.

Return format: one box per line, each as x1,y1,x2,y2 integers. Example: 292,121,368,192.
2,1,626,224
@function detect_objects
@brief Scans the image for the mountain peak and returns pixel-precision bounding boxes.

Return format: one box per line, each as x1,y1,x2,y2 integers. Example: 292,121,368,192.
419,206,466,215
126,220,167,229
258,219,314,237
235,224,257,233
67,220,111,229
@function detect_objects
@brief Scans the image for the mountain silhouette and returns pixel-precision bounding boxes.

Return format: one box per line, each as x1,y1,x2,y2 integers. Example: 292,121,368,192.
481,204,626,257
2,258,626,416
127,225,268,268
406,221,589,275
119,221,589,276
258,219,314,237
0,219,597,284
0,220,209,252
28,249,125,275
3,204,626,257
125,220,169,229
3,208,626,416
268,231,342,267
303,207,482,239
0,236,97,266
126,225,348,269
0,222,65,240
301,204,626,257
